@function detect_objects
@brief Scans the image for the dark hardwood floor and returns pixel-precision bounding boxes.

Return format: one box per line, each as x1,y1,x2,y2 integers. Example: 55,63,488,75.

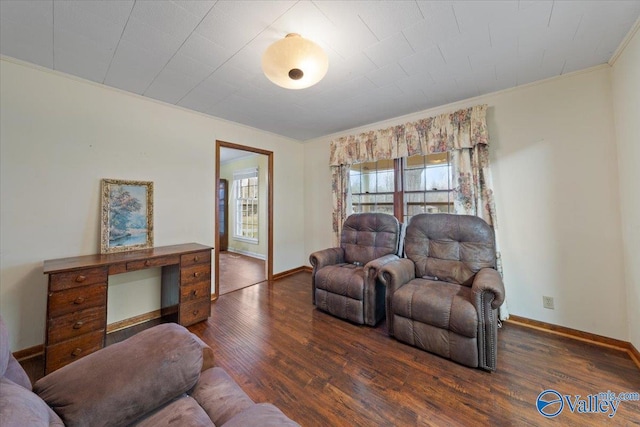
20,271,640,426
219,251,266,295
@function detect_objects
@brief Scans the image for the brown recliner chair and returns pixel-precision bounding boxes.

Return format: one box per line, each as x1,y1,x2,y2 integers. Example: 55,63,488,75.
379,213,505,371
309,213,400,326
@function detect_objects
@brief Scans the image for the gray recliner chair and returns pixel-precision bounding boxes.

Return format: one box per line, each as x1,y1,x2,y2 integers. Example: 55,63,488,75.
378,213,505,371
309,213,400,326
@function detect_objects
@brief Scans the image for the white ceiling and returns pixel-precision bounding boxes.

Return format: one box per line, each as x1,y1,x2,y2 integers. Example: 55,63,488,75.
2,1,639,141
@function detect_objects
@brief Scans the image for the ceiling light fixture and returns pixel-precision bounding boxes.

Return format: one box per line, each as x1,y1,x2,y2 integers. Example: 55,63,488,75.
261,33,329,90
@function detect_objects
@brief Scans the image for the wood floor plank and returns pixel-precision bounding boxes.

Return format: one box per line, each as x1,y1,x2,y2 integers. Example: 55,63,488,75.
189,272,640,426
20,271,640,426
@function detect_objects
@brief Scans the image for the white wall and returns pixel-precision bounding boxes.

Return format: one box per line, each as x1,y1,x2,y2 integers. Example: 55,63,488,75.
304,65,629,341
611,25,640,351
0,58,305,351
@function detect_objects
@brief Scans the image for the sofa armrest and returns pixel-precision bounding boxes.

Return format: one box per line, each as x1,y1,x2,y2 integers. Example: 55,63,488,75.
191,333,215,371
309,247,344,271
471,268,505,310
34,323,205,427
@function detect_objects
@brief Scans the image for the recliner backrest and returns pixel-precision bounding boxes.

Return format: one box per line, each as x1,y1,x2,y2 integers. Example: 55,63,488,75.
404,213,496,286
340,213,400,265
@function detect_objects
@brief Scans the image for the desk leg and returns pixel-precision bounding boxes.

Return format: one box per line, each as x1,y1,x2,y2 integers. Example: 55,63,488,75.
161,264,179,321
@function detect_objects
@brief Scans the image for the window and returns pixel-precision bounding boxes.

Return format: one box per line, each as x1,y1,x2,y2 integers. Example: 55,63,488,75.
350,158,395,216
233,168,258,242
350,153,452,224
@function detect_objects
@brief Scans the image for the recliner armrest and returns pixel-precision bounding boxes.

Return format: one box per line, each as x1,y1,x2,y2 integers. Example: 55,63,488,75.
309,247,344,270
378,258,416,294
471,268,505,309
364,254,399,279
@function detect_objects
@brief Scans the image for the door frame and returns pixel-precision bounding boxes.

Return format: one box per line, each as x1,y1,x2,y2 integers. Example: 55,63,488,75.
214,140,273,299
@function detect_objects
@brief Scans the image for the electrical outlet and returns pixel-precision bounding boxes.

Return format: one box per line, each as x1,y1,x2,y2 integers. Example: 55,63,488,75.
543,296,555,310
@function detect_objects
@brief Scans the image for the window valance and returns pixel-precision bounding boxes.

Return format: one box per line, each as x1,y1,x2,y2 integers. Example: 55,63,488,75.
329,104,488,166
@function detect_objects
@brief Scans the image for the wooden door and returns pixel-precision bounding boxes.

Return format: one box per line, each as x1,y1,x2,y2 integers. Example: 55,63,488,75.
218,179,228,251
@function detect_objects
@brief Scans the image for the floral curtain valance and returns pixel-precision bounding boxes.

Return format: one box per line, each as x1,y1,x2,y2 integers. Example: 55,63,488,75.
329,104,488,166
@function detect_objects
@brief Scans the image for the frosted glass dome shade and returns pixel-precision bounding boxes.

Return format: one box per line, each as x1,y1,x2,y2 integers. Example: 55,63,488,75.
262,34,329,90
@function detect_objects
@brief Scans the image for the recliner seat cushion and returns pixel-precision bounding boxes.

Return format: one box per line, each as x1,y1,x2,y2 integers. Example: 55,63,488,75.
392,279,478,338
314,264,366,324
314,264,365,300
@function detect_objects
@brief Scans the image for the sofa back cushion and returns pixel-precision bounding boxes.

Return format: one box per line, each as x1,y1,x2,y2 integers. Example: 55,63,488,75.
0,315,32,390
0,315,11,378
341,213,400,265
34,323,203,427
0,378,64,427
405,213,496,285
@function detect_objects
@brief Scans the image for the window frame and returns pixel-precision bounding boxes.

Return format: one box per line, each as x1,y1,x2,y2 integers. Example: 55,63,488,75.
349,153,453,224
233,168,259,243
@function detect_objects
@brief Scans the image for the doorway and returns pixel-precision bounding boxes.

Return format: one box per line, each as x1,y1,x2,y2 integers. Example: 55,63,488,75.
215,140,273,297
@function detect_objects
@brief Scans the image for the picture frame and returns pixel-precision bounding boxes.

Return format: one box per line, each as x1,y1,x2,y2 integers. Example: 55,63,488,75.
100,179,154,254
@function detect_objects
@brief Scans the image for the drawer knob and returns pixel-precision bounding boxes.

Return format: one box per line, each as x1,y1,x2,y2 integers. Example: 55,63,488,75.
191,290,198,297
193,310,199,316
73,297,85,305
194,256,199,262
73,321,84,329
194,272,201,278
144,260,151,267
71,348,82,357
75,275,86,283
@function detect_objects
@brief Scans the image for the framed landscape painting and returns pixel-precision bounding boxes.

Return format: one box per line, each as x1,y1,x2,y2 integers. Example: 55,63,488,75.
100,179,154,253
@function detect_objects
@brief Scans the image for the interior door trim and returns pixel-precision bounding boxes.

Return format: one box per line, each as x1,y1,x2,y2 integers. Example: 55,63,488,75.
214,140,274,299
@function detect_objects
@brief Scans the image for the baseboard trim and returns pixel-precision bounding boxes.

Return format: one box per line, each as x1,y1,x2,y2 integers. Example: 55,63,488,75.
508,315,640,370
13,344,44,362
273,266,310,280
226,247,266,261
629,343,640,369
106,308,166,333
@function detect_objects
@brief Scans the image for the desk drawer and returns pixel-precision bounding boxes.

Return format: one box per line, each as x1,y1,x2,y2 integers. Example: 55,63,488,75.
180,251,211,267
47,306,106,345
49,267,108,292
180,281,210,303
48,284,107,318
126,255,180,272
180,263,211,287
179,298,210,326
45,329,104,374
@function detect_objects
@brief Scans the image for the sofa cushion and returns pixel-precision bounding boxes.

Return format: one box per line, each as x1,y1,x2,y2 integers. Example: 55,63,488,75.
0,314,32,390
5,356,32,390
191,367,255,426
0,377,64,427
34,323,203,427
223,403,300,427
0,315,11,377
133,396,214,427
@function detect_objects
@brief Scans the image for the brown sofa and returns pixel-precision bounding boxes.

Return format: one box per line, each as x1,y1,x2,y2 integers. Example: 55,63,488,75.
0,316,299,426
310,212,400,326
378,213,505,371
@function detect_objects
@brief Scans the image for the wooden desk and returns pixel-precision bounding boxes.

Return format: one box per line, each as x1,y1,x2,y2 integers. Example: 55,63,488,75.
43,243,213,374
